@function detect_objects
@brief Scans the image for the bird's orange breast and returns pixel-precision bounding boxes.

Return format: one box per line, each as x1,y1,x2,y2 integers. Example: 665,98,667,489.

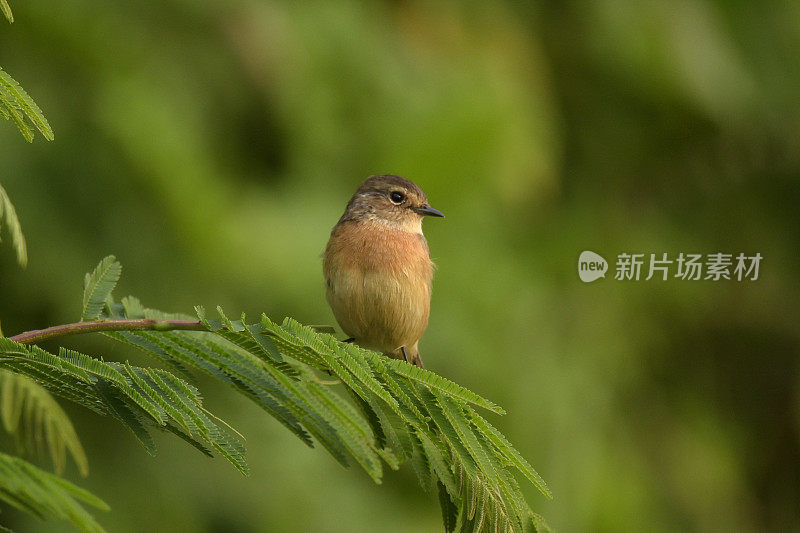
323,220,434,354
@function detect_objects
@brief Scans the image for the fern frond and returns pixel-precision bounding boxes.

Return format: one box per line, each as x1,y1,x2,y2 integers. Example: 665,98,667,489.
0,338,248,475
3,256,550,531
0,88,32,141
0,451,108,533
409,428,434,492
531,512,553,533
0,370,88,476
123,295,194,322
436,392,499,485
257,315,327,368
304,381,383,482
381,357,506,415
0,183,28,267
107,329,311,445
373,368,428,427
81,256,122,321
95,380,156,454
469,407,551,499
0,66,53,141
0,0,12,23
359,390,409,461
237,315,546,530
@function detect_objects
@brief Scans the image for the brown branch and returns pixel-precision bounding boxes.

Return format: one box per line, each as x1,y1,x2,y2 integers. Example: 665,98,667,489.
9,319,207,345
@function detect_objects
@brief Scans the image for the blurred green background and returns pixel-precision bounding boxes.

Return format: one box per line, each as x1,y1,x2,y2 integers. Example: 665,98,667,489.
1,1,799,531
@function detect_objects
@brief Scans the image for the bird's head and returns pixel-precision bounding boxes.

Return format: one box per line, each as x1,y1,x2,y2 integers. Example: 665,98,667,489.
341,174,444,232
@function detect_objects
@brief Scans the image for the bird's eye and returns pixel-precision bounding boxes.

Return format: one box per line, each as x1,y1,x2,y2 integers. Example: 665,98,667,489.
389,191,405,204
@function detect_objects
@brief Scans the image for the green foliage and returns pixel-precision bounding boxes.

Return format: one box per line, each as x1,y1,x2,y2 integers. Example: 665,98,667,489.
82,256,122,321
0,451,107,533
0,67,53,142
0,184,26,267
0,338,247,477
0,0,11,24
0,0,53,142
0,256,551,532
98,257,550,531
0,370,88,476
1,1,797,530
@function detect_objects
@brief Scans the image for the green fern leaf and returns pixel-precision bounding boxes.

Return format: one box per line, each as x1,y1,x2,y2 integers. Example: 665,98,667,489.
0,66,53,141
0,370,89,476
145,368,206,438
0,183,28,267
373,371,428,426
360,391,409,462
0,89,32,141
305,381,383,483
409,429,433,492
122,295,195,322
436,392,500,485
82,256,122,321
0,361,105,415
284,328,398,410
495,467,529,532
105,330,193,380
472,481,487,531
416,388,478,479
7,257,552,532
381,357,505,415
417,429,458,498
469,408,551,499
344,388,387,449
0,338,247,473
0,452,108,533
192,312,351,465
60,348,167,425
308,325,337,334
257,315,326,367
98,385,158,455
438,480,458,533
107,330,312,445
0,0,13,23
252,356,351,467
202,308,284,365
120,364,173,426
531,512,553,533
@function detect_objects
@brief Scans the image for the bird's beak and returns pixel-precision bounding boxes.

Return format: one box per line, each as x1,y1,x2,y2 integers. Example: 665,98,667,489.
414,205,445,218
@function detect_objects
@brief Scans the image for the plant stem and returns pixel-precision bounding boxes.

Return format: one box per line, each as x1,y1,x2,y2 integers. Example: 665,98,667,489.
8,319,207,345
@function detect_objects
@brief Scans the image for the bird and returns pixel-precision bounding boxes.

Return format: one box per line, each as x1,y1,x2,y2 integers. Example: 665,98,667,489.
323,174,444,368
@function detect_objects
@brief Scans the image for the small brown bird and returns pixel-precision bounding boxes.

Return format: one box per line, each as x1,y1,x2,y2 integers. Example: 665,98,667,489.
323,175,444,368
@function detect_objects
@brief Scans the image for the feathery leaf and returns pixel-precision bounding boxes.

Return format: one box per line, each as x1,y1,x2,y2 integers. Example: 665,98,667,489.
82,256,122,320
470,408,551,499
0,183,28,267
0,370,88,476
0,0,13,23
0,66,53,141
438,480,458,533
0,452,107,533
7,256,551,531
436,392,499,484
382,357,505,415
0,338,247,474
0,88,32,141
